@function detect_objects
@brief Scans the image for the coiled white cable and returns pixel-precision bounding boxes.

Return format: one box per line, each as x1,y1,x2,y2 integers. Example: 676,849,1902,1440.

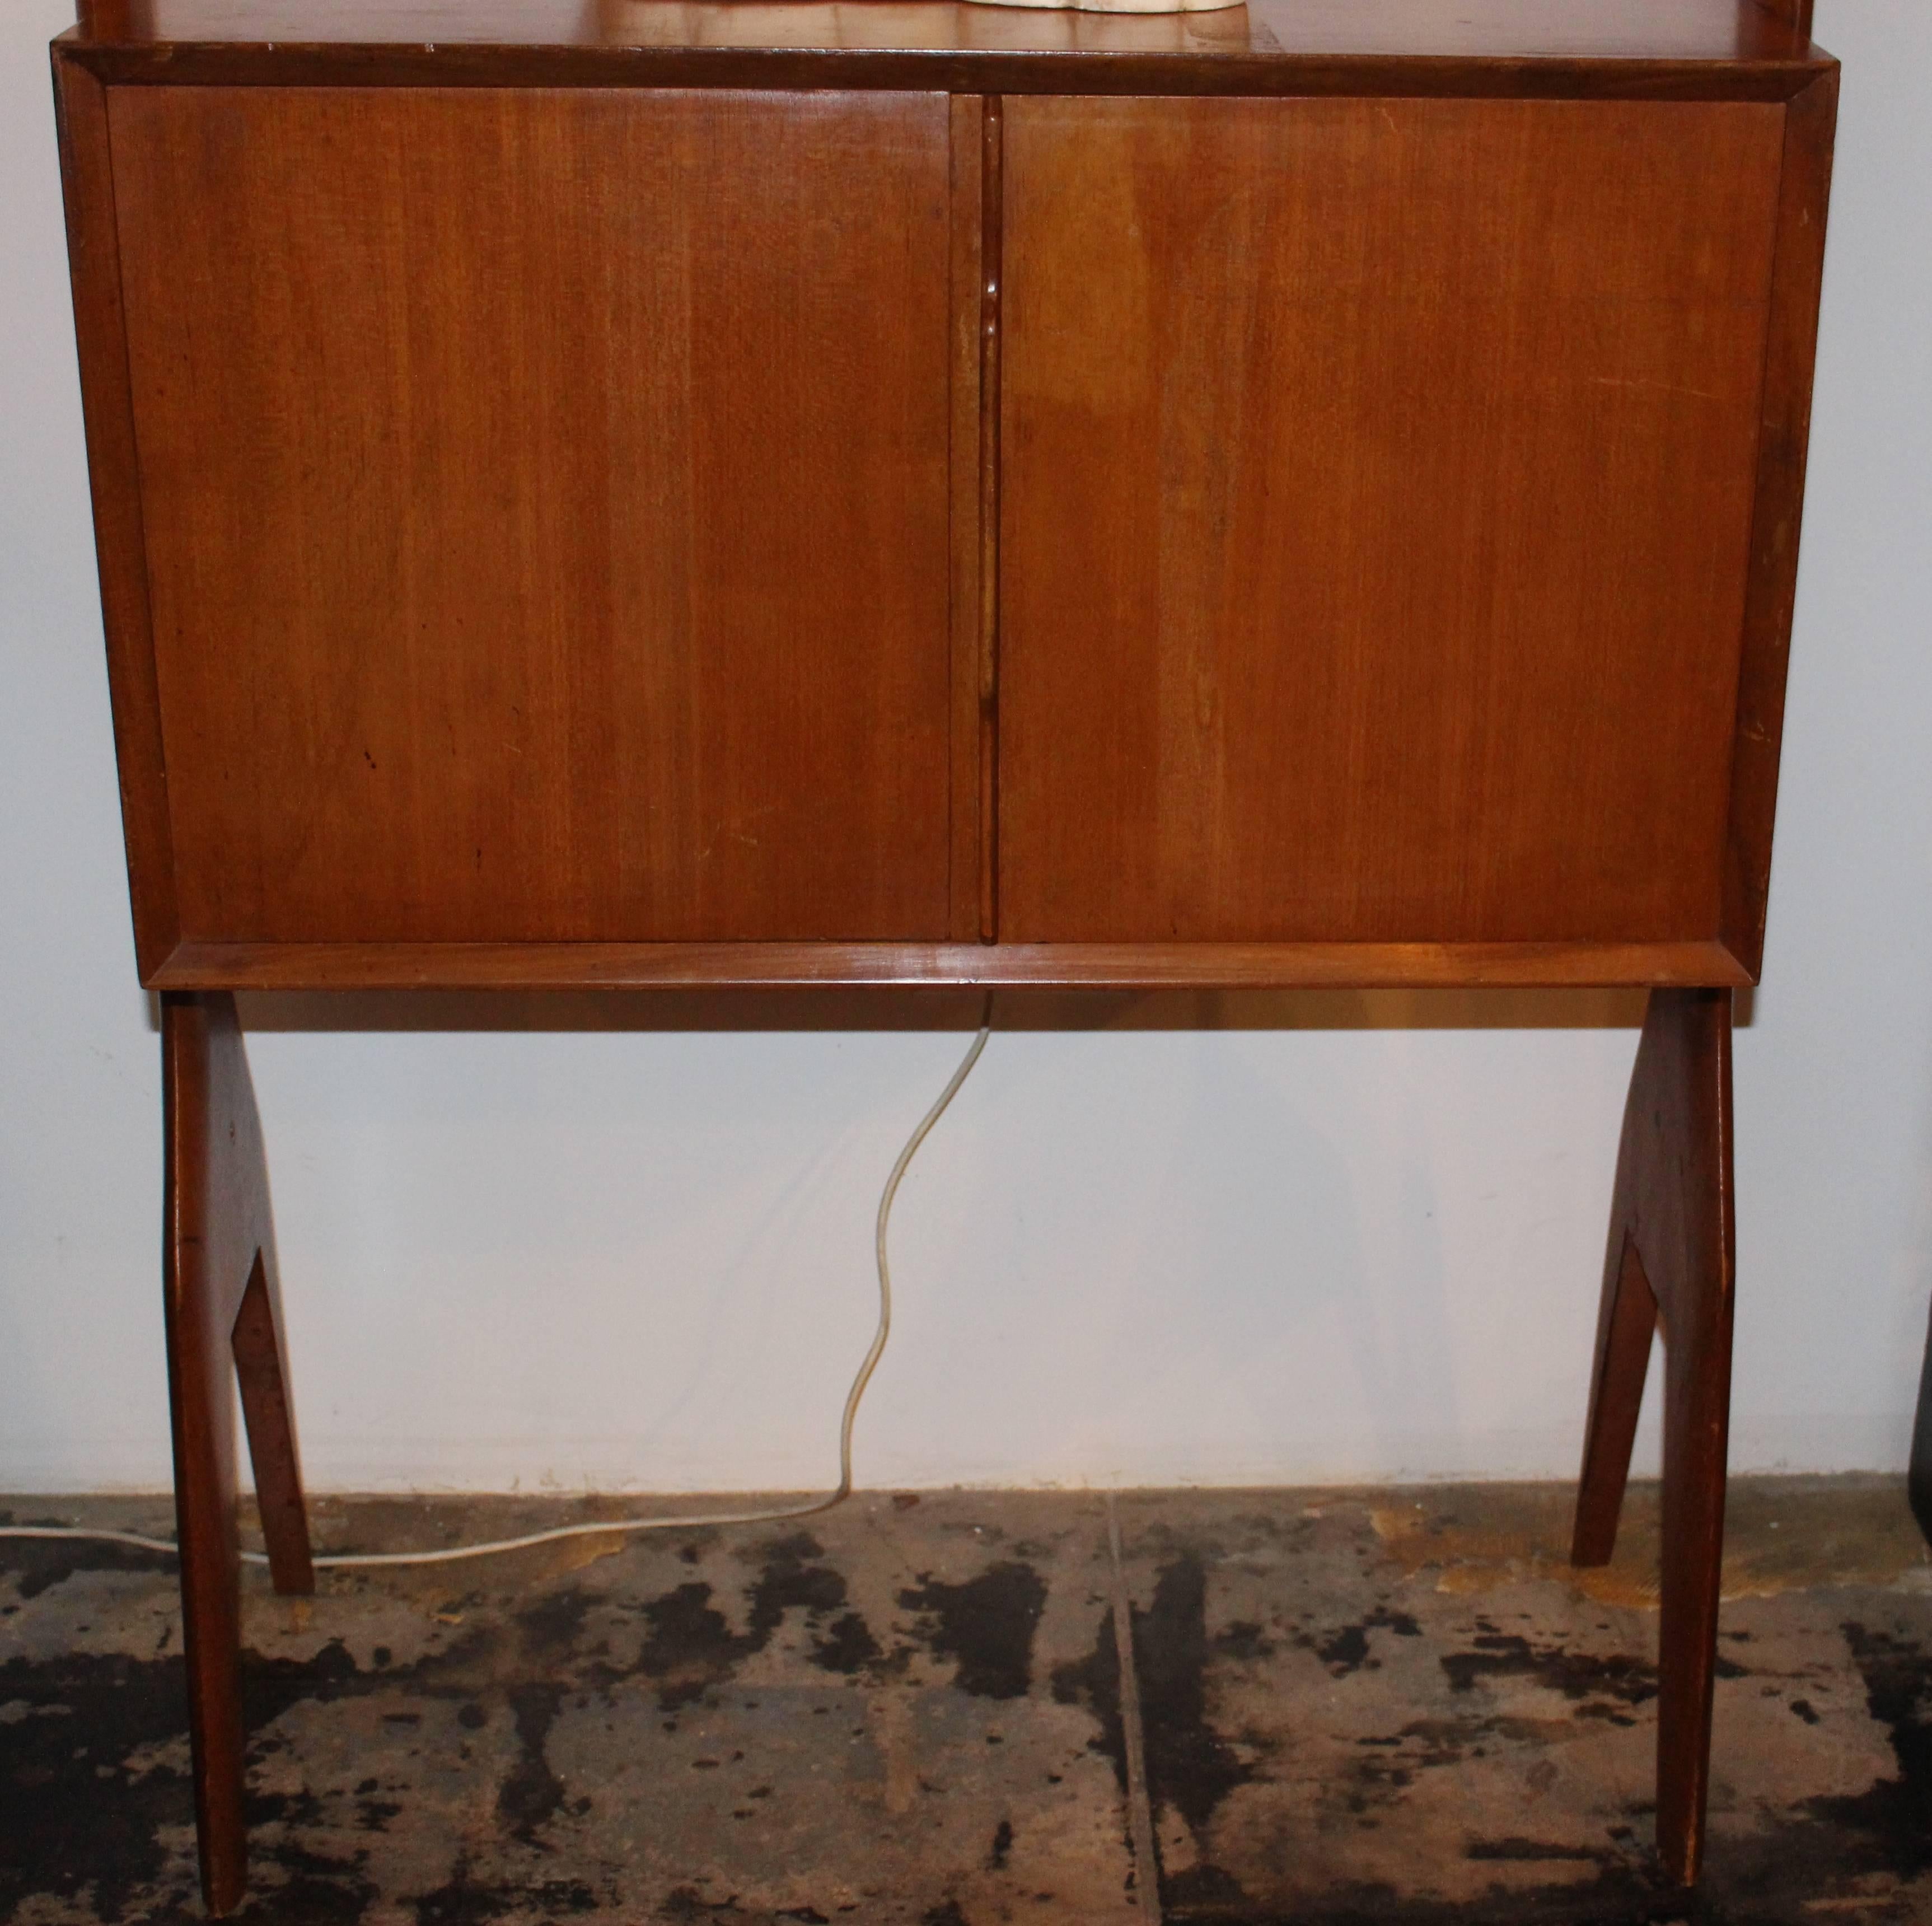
0,1006,993,1574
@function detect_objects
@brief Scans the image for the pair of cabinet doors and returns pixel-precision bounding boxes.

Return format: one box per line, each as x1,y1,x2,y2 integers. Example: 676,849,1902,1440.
105,85,1784,954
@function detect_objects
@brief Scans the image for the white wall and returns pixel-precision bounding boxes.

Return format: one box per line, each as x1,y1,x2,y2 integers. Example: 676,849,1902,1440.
3,0,1928,1497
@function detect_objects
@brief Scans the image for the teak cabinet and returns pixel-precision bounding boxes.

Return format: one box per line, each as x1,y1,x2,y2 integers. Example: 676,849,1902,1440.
52,0,1836,1913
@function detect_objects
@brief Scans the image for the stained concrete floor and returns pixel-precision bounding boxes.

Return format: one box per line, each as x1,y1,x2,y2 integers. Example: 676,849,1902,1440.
5,1479,1932,1924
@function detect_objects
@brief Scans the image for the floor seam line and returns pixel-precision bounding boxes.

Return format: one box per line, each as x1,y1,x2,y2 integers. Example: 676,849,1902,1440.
1106,1491,1164,1926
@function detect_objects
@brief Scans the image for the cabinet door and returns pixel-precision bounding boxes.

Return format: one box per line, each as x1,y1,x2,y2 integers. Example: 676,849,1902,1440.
999,96,1785,945
110,87,956,943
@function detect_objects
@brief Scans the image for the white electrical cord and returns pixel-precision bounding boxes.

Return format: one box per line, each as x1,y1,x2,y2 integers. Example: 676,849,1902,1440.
0,1006,993,1574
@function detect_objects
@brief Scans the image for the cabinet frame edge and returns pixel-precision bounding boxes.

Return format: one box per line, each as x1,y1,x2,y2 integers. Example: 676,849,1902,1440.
1719,63,1838,978
52,48,180,981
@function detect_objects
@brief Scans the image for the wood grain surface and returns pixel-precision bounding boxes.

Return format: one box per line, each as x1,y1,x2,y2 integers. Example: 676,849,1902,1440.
948,96,988,942
977,94,1004,941
149,938,1753,992
54,40,1835,992
50,57,179,977
999,95,1785,946
59,2,1831,101
110,85,956,945
1720,69,1838,975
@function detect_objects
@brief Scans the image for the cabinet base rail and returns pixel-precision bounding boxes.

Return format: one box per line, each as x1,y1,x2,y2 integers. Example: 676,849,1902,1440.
147,937,1756,994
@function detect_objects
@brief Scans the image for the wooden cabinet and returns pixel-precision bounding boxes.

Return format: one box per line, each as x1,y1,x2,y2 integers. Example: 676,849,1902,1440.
59,0,1836,993
50,0,1837,1913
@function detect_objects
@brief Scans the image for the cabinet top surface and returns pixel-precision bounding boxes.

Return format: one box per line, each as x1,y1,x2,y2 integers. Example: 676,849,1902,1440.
64,0,1828,86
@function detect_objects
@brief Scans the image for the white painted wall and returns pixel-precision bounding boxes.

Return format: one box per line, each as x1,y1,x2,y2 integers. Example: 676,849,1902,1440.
3,0,1928,1498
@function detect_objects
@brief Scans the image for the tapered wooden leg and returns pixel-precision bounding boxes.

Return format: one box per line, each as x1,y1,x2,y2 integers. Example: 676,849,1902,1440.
1569,988,1735,1889
164,992,314,1918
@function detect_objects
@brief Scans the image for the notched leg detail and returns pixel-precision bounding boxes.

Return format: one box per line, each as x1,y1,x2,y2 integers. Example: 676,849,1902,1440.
232,1250,315,1596
1573,1231,1660,1568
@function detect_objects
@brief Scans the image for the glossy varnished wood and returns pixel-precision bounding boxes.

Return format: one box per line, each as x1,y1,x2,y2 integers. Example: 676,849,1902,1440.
162,992,313,1916
1720,68,1838,975
109,85,956,946
52,33,1839,985
977,95,1004,940
1571,988,1735,1888
1000,95,1784,946
50,57,176,979
151,937,1754,993
948,96,987,942
230,1257,314,1598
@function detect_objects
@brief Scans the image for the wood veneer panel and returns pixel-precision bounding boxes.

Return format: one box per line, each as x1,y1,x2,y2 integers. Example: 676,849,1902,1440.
50,55,179,977
110,85,955,945
977,95,1004,940
1000,96,1784,947
947,95,986,942
1720,69,1837,977
152,938,1752,992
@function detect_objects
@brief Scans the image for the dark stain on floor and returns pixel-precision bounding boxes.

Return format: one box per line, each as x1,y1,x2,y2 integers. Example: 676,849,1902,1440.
497,1681,568,1839
0,1509,175,1602
1303,1604,1425,1676
1051,1600,1127,1791
7,1483,1932,1923
1134,1554,1254,1841
1439,1618,1657,1719
748,1532,858,1655
1794,1618,1932,1883
415,1864,600,1924
898,1560,1046,1700
1163,1864,1673,1926
634,1579,762,1712
0,1646,191,1920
